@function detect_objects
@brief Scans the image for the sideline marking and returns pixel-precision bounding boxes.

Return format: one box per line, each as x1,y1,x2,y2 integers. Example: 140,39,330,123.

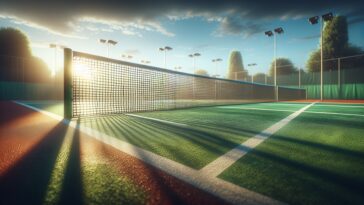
126,113,188,127
268,103,364,108
14,101,283,205
220,106,364,117
200,102,316,177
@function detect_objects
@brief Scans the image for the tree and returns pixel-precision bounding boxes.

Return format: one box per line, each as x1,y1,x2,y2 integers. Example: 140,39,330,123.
323,15,349,58
306,16,363,72
269,58,297,76
227,51,245,80
253,73,267,83
0,27,51,83
0,27,31,57
194,69,209,76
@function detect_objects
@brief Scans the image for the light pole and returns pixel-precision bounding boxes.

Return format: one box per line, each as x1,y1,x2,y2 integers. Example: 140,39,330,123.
99,39,117,58
309,12,333,101
159,46,172,69
247,63,257,83
212,58,222,78
121,54,133,61
188,53,201,100
234,70,247,81
265,27,284,101
188,53,201,74
141,60,151,64
49,43,65,100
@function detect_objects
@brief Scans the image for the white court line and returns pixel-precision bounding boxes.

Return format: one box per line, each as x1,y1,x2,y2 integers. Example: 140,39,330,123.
266,103,364,108
219,106,364,117
125,113,188,127
13,101,284,205
200,102,316,177
304,110,364,117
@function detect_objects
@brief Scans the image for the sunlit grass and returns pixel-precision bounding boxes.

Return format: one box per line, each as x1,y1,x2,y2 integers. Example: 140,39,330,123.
43,124,146,205
79,106,293,169
220,112,364,205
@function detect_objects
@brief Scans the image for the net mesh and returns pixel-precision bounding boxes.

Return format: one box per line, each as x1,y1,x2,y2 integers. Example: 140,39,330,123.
70,51,305,117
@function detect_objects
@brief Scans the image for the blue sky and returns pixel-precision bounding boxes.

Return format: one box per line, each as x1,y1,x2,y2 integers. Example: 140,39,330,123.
0,1,363,77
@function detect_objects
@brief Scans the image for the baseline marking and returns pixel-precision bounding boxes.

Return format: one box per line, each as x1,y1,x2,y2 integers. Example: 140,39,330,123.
200,102,316,177
14,101,283,205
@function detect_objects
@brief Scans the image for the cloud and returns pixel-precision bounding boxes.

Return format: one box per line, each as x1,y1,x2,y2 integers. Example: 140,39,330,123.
214,16,266,38
0,1,363,38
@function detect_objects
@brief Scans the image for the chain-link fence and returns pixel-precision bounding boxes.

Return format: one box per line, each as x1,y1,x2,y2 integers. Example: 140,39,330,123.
266,54,364,99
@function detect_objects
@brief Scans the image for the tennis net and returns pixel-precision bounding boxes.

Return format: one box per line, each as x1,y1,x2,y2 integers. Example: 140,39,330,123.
64,49,306,118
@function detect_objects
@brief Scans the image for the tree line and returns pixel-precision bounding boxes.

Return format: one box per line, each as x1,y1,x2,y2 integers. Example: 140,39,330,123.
227,15,364,80
0,27,51,83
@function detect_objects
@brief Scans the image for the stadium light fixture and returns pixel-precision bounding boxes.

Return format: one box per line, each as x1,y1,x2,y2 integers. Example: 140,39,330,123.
174,66,182,71
99,39,117,58
265,30,273,37
212,58,222,78
159,46,173,69
121,54,133,60
141,60,150,64
308,12,333,101
188,53,201,73
265,27,284,101
308,16,319,24
49,43,66,77
247,63,257,83
322,12,333,21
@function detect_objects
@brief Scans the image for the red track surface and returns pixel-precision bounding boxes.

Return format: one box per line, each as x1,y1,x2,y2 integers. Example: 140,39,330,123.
0,101,229,205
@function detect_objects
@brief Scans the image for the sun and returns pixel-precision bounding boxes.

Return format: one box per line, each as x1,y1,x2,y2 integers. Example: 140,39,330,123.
73,62,92,80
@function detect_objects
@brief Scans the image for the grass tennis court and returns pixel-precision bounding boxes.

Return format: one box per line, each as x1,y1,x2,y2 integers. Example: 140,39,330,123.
20,101,364,204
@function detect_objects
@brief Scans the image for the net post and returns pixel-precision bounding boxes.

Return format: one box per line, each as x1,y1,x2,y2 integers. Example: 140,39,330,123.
64,48,73,119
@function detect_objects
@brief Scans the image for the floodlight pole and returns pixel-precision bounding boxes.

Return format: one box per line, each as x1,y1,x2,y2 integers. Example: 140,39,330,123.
99,39,117,58
274,33,278,101
164,50,167,68
320,19,324,101
274,33,277,87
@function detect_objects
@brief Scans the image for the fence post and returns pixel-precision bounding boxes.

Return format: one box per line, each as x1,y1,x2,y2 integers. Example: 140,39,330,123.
299,68,301,88
64,48,73,119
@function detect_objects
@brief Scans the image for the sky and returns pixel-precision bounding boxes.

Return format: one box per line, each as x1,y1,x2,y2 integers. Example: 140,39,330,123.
0,1,364,77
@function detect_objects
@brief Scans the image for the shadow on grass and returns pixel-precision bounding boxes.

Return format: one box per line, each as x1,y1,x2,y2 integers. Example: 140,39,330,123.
58,120,83,205
0,119,84,205
271,134,364,159
297,112,364,129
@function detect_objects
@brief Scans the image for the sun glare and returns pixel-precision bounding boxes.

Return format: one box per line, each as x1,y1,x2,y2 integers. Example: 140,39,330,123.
73,62,92,80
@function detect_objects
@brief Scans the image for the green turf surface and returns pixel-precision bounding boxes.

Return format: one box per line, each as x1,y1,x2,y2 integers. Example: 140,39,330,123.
219,102,306,111
219,111,364,205
79,106,292,169
43,127,145,205
307,104,364,115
